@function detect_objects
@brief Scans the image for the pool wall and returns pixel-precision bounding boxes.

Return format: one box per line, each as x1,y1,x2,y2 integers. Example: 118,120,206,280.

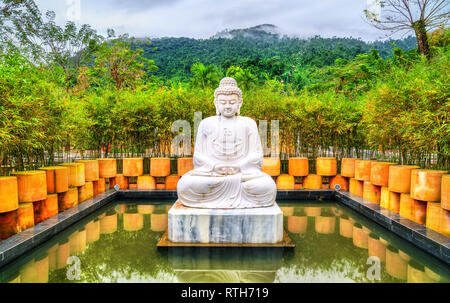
0,189,448,269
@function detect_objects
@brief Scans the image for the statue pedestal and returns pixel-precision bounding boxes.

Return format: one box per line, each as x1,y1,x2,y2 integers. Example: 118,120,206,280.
168,201,283,244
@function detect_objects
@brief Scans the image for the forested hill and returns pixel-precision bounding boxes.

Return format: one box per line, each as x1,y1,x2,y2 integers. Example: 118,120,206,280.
138,25,417,82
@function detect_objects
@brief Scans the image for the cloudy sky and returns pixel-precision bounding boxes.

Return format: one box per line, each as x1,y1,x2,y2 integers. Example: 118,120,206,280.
34,0,390,41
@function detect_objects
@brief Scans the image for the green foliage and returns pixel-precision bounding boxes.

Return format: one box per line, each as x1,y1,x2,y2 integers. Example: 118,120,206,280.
190,63,221,89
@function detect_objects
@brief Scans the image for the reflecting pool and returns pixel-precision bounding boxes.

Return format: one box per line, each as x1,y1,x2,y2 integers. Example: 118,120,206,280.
0,201,449,283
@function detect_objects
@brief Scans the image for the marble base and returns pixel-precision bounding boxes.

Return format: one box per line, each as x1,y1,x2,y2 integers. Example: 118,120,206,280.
168,201,283,244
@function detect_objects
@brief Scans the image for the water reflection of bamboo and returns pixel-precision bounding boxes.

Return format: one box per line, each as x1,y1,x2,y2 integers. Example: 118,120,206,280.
19,255,49,283
137,205,155,214
407,260,434,283
47,244,59,271
304,207,321,217
352,223,368,249
367,233,386,262
85,219,100,243
69,229,86,255
315,216,336,234
100,214,118,234
287,216,307,234
385,245,407,280
123,213,144,232
339,216,353,238
56,240,70,270
151,213,168,232
280,207,294,217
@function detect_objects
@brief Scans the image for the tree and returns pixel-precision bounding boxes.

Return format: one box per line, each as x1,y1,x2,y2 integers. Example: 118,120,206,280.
226,66,257,90
1,1,102,89
93,32,158,90
190,63,221,89
365,0,449,58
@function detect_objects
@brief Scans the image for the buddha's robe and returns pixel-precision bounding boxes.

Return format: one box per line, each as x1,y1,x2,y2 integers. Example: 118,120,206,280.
177,116,276,209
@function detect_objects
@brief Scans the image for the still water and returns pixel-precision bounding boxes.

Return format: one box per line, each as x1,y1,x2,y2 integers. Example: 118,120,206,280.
0,201,449,283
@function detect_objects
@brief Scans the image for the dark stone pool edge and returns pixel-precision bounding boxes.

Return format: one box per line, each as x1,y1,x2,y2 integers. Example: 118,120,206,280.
0,189,448,268
0,190,118,269
335,191,450,265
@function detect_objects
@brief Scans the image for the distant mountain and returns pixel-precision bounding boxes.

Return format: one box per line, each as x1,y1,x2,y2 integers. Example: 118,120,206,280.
211,24,283,40
137,25,417,82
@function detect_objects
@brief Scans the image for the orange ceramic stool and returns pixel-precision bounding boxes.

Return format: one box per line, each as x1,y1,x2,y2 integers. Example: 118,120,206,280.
122,158,144,177
354,160,373,182
39,167,69,194
59,163,85,187
110,174,128,190
58,187,78,212
389,192,401,214
137,176,156,190
426,202,441,232
316,157,337,176
11,171,47,203
17,203,35,232
151,158,171,177
98,158,117,179
165,175,180,190
93,179,106,196
276,175,295,190
349,178,364,197
262,158,281,177
78,182,94,203
380,187,390,209
330,175,348,191
363,182,381,204
441,175,449,210
341,158,356,178
177,158,194,176
370,162,395,187
303,175,322,190
33,194,58,224
76,160,99,182
388,165,420,194
411,169,447,202
0,176,19,213
288,158,309,177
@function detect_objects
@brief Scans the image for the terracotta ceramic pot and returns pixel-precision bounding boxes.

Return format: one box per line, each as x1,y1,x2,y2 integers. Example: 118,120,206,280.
330,175,349,191
426,202,441,232
150,158,171,177
177,158,194,176
165,175,180,190
411,169,447,202
276,174,295,190
58,163,85,187
388,165,420,194
440,175,449,210
58,187,78,212
341,158,356,178
39,166,69,194
262,158,281,177
109,174,128,190
0,176,19,213
288,157,309,177
11,171,47,203
389,191,401,214
303,175,322,190
137,176,156,190
354,160,373,182
370,162,395,187
93,179,106,196
78,182,94,203
349,178,364,197
76,160,99,182
316,157,337,176
363,182,381,204
122,158,144,177
97,158,117,179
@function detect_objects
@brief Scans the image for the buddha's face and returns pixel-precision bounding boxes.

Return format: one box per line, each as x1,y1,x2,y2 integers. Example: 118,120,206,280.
216,94,240,118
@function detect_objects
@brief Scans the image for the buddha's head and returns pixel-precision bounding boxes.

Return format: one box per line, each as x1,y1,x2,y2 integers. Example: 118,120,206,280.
214,77,243,117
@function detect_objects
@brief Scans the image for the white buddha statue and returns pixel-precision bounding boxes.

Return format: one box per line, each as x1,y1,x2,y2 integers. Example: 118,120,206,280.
177,77,277,209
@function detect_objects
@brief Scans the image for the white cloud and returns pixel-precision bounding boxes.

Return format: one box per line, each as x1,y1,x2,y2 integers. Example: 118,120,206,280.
34,0,394,41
